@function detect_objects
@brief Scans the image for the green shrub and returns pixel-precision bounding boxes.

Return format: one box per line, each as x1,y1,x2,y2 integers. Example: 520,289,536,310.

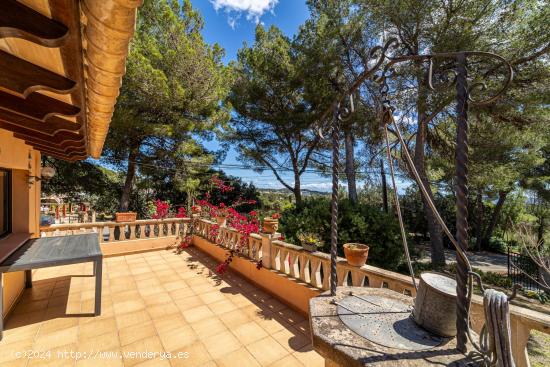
486,237,508,254
279,198,404,270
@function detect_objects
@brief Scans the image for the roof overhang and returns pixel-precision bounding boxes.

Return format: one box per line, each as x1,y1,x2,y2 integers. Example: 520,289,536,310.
0,0,142,161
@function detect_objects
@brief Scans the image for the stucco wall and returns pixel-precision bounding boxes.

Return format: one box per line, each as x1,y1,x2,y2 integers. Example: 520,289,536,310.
0,130,41,318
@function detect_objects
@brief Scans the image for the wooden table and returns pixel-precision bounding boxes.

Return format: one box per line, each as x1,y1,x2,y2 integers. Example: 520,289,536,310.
0,233,102,340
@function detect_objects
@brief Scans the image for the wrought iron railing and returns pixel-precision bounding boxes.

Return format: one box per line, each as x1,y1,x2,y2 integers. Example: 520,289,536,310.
508,248,544,292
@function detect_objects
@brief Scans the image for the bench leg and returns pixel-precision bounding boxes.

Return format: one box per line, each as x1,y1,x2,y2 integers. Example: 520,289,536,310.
94,259,102,316
25,270,32,288
0,273,3,341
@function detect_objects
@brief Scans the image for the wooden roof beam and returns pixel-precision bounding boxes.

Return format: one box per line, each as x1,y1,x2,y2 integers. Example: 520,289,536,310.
0,109,81,136
0,122,83,147
0,90,80,121
0,50,76,98
0,0,69,47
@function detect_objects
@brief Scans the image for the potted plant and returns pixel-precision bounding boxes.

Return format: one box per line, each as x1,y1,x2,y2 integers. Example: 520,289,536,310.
215,204,228,226
115,212,137,222
191,205,202,216
262,213,280,234
343,243,370,267
298,232,321,252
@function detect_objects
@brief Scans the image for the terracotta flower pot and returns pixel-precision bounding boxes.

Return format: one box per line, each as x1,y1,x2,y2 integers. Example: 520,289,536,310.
343,243,369,267
302,242,317,252
115,212,137,223
262,218,279,234
191,206,202,215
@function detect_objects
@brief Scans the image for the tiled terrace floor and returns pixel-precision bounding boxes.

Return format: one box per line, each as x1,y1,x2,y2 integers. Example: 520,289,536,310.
0,247,323,367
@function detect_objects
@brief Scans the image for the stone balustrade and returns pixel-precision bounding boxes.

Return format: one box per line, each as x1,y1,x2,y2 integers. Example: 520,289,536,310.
40,218,191,256
193,218,550,367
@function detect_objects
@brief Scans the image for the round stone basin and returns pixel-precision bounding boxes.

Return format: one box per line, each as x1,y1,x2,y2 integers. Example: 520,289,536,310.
309,287,476,367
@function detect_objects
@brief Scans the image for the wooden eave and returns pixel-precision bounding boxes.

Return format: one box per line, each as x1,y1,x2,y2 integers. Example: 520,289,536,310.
0,0,141,161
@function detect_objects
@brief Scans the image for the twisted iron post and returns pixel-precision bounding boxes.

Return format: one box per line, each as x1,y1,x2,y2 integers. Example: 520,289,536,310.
455,52,470,352
330,105,341,296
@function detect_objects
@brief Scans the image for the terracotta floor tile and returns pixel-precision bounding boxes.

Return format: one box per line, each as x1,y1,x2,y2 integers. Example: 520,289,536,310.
275,308,305,326
79,317,117,339
143,291,172,306
27,342,78,367
204,331,241,359
77,331,120,352
225,293,254,308
111,289,141,303
121,335,164,367
33,326,79,352
190,317,228,340
183,305,214,324
268,354,304,367
13,299,49,314
38,316,79,335
138,285,165,297
0,250,323,367
170,287,196,301
162,279,188,292
262,298,287,313
0,323,40,345
271,328,310,353
170,341,211,367
219,309,251,329
215,348,261,367
116,309,151,330
113,298,146,315
0,339,33,363
119,320,157,346
292,345,324,367
207,299,236,315
174,295,203,310
0,359,28,367
147,302,180,319
158,325,197,351
153,313,188,335
231,321,268,345
76,356,123,367
134,358,171,367
157,273,182,283
246,336,289,366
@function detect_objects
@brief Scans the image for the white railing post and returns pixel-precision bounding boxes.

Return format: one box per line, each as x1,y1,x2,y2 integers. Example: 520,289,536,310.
260,233,273,269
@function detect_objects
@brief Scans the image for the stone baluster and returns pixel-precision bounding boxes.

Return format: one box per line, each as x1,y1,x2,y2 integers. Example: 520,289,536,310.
108,225,115,241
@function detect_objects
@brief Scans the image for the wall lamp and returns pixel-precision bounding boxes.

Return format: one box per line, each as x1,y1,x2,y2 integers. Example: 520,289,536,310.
28,166,56,185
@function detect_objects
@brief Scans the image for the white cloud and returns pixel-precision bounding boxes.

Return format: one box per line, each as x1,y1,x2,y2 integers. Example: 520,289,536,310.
210,0,278,28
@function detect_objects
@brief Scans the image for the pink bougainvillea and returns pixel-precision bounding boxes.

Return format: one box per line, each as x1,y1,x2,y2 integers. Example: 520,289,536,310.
152,199,171,219
175,207,186,218
176,235,192,254
210,175,234,193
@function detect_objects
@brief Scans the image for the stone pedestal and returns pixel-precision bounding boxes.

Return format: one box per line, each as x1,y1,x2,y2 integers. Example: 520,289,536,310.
309,287,478,366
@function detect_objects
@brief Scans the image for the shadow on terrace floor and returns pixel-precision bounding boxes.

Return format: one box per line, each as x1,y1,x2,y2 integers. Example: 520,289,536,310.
0,247,323,367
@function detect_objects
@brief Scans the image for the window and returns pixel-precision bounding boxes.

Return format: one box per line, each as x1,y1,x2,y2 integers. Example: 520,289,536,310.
0,169,11,238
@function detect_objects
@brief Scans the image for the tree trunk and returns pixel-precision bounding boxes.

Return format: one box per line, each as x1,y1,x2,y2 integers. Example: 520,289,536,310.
482,191,508,247
344,127,358,204
414,71,446,268
475,190,484,251
119,144,140,212
293,171,302,205
380,159,388,213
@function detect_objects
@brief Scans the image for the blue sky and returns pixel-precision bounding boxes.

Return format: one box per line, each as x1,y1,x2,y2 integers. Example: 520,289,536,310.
188,1,408,193
193,0,340,191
